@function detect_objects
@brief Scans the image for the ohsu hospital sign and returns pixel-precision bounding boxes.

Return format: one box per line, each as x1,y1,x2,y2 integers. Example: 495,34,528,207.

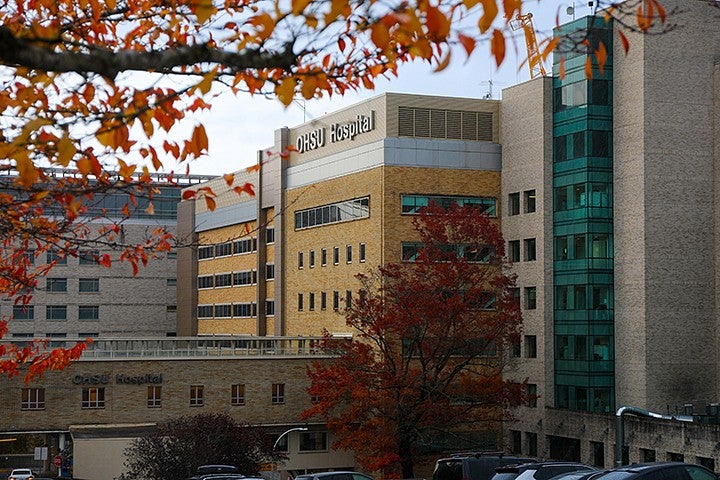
296,111,375,153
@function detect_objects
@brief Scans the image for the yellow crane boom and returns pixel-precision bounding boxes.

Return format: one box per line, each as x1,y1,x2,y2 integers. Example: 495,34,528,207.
509,13,547,79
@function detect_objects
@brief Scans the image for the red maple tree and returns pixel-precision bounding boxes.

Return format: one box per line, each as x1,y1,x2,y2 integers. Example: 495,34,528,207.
304,203,525,478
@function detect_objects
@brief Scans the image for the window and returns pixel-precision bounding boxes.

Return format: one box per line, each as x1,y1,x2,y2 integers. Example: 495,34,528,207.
147,386,161,408
22,388,45,410
333,246,339,265
266,227,275,244
359,243,366,262
78,305,99,320
574,234,586,259
198,245,214,260
508,192,520,216
527,384,537,408
591,130,611,157
232,303,255,317
79,250,99,265
295,197,370,229
197,305,213,318
298,293,304,311
166,278,177,286
508,240,520,262
309,292,315,311
46,305,67,320
510,430,521,454
190,385,204,406
309,250,315,268
271,383,285,404
266,264,275,280
591,235,609,258
47,278,67,292
527,432,538,457
345,290,352,308
402,242,422,262
215,304,231,317
524,190,536,213
524,238,536,261
13,305,34,320
401,194,496,216
82,387,105,409
299,431,328,451
321,248,327,266
574,183,586,208
333,291,339,310
215,273,232,287
555,236,568,261
233,238,256,254
166,305,177,312
321,292,327,310
233,270,256,286
198,275,214,289
346,244,352,263
215,242,232,257
572,132,585,158
231,384,245,406
298,251,304,269
46,250,67,265
554,135,568,162
525,287,537,310
524,335,537,358
266,300,275,316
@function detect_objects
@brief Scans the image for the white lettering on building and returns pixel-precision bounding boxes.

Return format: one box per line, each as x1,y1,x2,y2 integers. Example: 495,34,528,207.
295,128,325,153
295,111,376,154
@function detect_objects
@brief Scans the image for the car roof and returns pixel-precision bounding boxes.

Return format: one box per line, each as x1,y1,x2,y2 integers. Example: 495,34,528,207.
297,472,371,479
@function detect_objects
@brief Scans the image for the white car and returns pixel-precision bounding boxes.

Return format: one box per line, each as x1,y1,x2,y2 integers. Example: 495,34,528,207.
8,469,34,480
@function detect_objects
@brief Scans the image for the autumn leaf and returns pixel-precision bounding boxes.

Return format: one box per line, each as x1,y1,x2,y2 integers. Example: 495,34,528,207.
204,195,217,211
478,0,499,33
190,124,209,154
584,55,593,79
618,30,630,54
490,29,505,67
595,40,607,76
458,34,476,57
292,0,312,15
193,0,215,23
275,77,297,106
223,173,235,186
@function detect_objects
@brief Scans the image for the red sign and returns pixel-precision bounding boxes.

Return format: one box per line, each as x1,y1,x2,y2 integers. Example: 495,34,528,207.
54,455,62,467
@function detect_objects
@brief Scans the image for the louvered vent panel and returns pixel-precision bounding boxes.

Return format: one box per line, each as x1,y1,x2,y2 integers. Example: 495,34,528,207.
477,111,493,141
414,108,431,137
461,112,478,141
398,106,415,137
430,109,446,138
446,110,462,139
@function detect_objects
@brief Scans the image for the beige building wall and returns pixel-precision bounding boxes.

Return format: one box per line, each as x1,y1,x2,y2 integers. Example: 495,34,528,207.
500,76,554,454
613,0,720,410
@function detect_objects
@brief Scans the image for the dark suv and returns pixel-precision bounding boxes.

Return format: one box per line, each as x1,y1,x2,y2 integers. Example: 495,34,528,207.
490,462,596,480
433,453,536,480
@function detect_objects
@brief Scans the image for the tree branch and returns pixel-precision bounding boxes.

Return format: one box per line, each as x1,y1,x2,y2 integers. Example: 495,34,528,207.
0,26,298,78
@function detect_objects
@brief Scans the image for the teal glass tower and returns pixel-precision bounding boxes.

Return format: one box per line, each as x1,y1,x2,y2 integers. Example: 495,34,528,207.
552,17,614,413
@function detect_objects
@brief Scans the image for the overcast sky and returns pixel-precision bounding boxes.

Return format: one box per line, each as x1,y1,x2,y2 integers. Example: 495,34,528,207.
166,0,582,176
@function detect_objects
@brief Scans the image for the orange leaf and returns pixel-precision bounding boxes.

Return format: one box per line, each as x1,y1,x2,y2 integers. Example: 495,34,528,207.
275,77,297,107
233,182,256,196
195,69,216,95
618,30,630,54
478,0,499,34
458,34,476,57
292,0,312,15
370,22,390,50
56,135,76,167
204,195,217,211
490,29,505,67
194,0,215,23
559,57,566,79
502,0,521,19
145,202,155,215
426,6,450,41
191,124,209,154
434,50,451,72
652,0,666,24
183,190,197,200
595,41,607,76
224,173,235,186
584,55,593,79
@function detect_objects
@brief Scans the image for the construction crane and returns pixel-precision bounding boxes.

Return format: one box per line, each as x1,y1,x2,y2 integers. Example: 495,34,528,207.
508,13,547,79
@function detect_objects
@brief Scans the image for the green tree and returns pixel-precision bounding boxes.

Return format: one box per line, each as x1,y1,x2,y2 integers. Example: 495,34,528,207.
119,412,285,480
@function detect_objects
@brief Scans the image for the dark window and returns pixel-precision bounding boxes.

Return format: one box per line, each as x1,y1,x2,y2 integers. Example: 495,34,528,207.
232,303,255,317
309,250,315,268
346,290,352,309
198,246,214,260
198,275,214,289
214,273,232,287
321,248,327,266
525,287,537,309
527,384,537,408
309,292,315,311
266,264,275,280
333,247,339,264
299,431,328,451
198,305,213,318
298,251,304,269
402,194,496,217
46,305,67,320
508,240,520,263
271,383,285,404
555,186,568,211
524,238,537,261
359,243,366,262
524,190,536,213
508,192,520,216
572,132,585,158
79,250,99,265
13,305,34,320
554,135,568,162
266,300,275,316
78,305,99,320
82,387,105,409
525,335,537,358
333,291,339,310
298,293,304,311
147,386,162,408
231,384,245,406
215,242,232,257
295,197,370,229
591,79,609,105
346,245,352,263
266,227,275,244
214,304,231,317
22,388,45,410
321,292,327,310
47,278,67,292
46,250,67,265
190,385,204,406
591,130,611,157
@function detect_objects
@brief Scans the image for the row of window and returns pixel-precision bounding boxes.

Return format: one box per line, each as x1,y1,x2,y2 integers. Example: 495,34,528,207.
197,300,275,318
555,285,612,311
45,277,100,293
401,194,497,216
295,197,370,230
198,229,274,261
554,130,611,162
508,238,536,263
298,290,351,312
198,266,274,289
507,190,536,216
556,234,611,261
298,244,365,269
401,242,493,263
13,305,100,321
11,332,99,339
556,335,611,362
510,286,537,310
555,183,611,211
21,383,324,423
511,334,538,359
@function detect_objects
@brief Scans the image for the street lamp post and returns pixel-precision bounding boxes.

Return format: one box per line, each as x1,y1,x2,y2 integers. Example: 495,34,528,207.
272,427,308,480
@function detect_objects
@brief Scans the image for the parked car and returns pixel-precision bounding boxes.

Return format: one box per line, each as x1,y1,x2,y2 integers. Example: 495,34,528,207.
188,465,241,480
433,453,536,480
546,462,718,480
7,469,34,480
294,471,374,480
490,462,596,480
